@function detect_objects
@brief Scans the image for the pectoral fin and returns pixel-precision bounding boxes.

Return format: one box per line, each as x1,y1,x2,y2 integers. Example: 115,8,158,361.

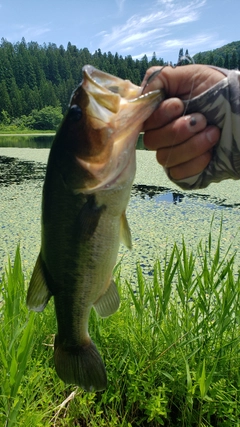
94,279,120,317
120,211,132,249
26,253,52,312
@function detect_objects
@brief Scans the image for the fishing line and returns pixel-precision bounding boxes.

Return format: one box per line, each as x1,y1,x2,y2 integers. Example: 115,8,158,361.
142,54,195,97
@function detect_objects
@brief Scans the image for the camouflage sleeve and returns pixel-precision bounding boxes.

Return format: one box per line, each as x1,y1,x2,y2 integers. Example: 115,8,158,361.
167,68,240,190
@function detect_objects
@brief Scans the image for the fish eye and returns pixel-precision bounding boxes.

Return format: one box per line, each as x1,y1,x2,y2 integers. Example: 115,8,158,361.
69,105,82,121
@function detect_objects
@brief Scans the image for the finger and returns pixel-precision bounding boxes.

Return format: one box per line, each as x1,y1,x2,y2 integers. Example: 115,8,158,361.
155,126,220,168
167,151,213,181
143,98,184,132
144,113,207,150
142,65,225,98
141,66,164,91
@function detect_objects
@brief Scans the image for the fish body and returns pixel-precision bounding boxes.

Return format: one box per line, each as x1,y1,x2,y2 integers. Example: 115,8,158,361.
27,65,164,391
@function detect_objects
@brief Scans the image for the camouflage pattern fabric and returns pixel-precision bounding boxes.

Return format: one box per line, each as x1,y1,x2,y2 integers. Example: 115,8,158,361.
166,68,240,190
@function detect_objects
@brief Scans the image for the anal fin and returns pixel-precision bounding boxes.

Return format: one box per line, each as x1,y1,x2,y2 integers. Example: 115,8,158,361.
26,253,52,312
94,279,120,317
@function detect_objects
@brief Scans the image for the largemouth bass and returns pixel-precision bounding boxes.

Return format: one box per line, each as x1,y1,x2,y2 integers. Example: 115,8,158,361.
27,65,164,391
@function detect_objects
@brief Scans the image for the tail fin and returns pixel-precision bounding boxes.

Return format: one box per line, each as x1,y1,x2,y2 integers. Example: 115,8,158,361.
54,336,107,392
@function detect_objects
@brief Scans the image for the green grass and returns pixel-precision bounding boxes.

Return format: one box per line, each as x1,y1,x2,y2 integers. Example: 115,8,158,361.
0,129,55,134
1,227,240,426
0,124,55,134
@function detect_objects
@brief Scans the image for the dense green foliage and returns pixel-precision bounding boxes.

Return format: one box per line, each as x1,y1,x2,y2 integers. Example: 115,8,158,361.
1,225,240,426
0,38,166,129
193,41,240,69
0,37,239,131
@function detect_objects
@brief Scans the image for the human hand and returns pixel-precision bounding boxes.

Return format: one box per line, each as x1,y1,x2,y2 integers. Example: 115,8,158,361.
142,65,225,180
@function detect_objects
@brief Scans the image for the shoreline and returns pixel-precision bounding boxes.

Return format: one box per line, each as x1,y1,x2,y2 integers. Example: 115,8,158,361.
0,132,55,136
0,132,144,136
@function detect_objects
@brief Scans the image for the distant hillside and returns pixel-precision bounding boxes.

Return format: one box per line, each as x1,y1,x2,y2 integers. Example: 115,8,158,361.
0,38,166,123
0,37,239,128
193,40,240,69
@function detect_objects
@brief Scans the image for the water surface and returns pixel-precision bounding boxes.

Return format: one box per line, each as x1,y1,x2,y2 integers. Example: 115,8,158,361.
0,134,54,149
1,136,240,280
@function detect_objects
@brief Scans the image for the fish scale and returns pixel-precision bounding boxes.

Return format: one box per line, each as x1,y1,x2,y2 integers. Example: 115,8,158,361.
26,65,165,391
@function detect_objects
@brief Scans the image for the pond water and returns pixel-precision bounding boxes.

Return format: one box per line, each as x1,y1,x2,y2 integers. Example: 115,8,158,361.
1,135,240,281
0,132,146,150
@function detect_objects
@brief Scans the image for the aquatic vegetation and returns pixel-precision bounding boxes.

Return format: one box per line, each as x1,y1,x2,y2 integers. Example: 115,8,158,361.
1,149,240,280
1,227,240,426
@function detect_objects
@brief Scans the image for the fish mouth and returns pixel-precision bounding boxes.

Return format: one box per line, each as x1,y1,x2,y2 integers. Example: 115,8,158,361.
82,65,143,102
71,65,165,193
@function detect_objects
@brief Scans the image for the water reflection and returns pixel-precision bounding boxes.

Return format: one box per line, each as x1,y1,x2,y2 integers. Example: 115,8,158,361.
0,156,46,186
0,135,54,148
0,133,143,149
132,183,240,209
132,184,184,205
1,155,239,210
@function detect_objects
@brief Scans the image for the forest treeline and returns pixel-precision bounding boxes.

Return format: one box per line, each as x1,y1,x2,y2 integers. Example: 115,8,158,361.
193,40,240,70
0,38,239,130
0,38,166,130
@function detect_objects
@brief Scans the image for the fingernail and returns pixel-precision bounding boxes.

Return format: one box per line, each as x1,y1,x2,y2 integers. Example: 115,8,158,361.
189,116,197,126
206,127,218,144
187,113,206,132
164,98,184,119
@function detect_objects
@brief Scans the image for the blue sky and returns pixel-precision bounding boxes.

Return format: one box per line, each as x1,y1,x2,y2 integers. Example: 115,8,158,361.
0,0,239,63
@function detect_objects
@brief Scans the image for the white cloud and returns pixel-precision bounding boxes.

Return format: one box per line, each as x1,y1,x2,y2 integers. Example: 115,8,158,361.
95,30,108,37
168,13,199,26
97,0,208,57
115,0,126,13
0,24,52,43
119,29,159,46
156,33,226,56
23,26,51,38
6,23,51,42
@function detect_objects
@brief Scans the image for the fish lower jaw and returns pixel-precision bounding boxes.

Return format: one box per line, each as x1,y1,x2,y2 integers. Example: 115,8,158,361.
79,165,135,194
100,152,136,192
107,167,135,192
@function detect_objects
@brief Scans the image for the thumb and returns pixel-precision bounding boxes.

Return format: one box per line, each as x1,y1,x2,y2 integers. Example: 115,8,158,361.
142,65,225,99
141,66,165,93
141,65,197,97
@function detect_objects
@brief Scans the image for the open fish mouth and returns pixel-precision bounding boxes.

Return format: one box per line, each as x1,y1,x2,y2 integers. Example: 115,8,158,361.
81,64,143,101
27,65,165,391
70,65,165,194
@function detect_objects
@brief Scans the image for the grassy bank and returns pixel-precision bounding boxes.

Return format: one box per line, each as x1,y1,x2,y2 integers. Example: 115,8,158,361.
0,129,55,135
1,229,240,426
0,123,55,135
